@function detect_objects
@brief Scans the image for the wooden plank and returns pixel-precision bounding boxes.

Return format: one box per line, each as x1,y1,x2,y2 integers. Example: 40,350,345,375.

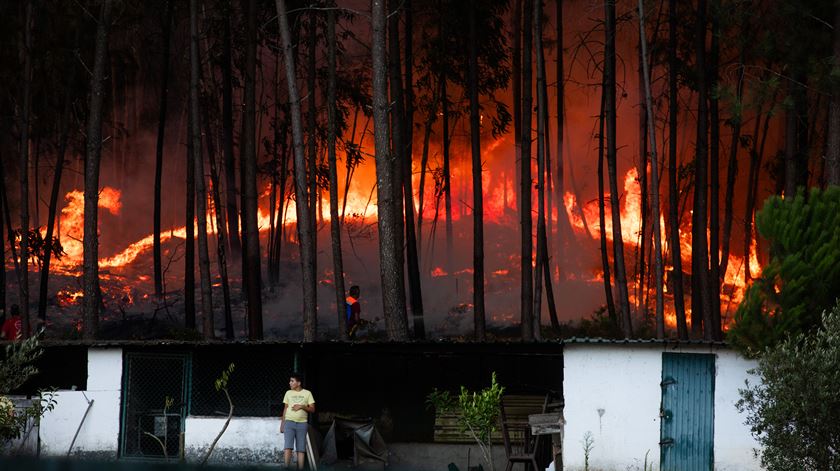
433,395,547,443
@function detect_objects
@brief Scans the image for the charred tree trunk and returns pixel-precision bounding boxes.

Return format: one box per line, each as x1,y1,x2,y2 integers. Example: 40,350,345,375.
276,0,317,341
392,0,424,340
221,0,241,257
598,81,617,324
521,0,535,341
638,0,665,339
605,0,632,337
513,0,522,213
441,80,453,273
0,166,4,319
372,0,409,340
720,27,745,285
668,0,687,339
18,1,33,338
185,115,197,330
327,7,348,341
708,4,721,339
388,0,414,338
388,1,406,317
83,0,113,340
417,88,438,257
243,0,263,339
307,8,318,267
829,1,840,186
468,0,486,341
203,100,235,340
745,106,771,283
38,59,76,325
636,45,648,315
533,0,549,340
555,0,569,274
153,0,174,297
784,74,809,197
190,0,215,339
692,0,713,339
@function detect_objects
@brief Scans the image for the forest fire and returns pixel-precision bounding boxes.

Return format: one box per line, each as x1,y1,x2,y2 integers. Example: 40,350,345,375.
11,0,831,346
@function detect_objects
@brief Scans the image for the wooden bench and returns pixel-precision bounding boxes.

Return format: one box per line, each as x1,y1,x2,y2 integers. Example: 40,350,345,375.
433,395,546,444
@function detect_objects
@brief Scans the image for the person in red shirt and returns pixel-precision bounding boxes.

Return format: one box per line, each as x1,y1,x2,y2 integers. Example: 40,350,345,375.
1,305,22,341
345,286,361,338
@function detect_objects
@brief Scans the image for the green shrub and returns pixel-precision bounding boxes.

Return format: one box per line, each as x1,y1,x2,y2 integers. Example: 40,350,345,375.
737,302,840,470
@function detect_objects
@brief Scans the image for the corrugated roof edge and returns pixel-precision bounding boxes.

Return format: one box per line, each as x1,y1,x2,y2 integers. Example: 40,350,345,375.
30,337,728,347
562,337,728,347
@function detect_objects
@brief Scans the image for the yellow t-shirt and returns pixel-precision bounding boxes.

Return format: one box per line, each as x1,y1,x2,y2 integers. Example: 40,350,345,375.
283,388,315,423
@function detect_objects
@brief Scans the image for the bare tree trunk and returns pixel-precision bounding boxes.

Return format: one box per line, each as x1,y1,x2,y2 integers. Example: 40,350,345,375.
708,4,721,340
468,0,486,341
720,30,745,285
513,0,522,213
392,0,424,340
307,8,318,272
441,78,453,274
276,0,317,341
417,91,438,257
533,0,549,341
637,0,665,339
387,0,413,338
185,112,197,330
190,0,215,339
829,1,840,186
18,0,33,338
0,158,20,312
668,0,687,339
83,0,112,340
327,7,348,341
154,0,174,297
203,99,234,340
636,45,648,315
745,106,771,283
692,0,713,339
372,0,408,340
598,81,617,324
605,0,632,338
520,0,534,341
554,0,569,275
782,71,810,193
0,166,4,319
38,56,76,326
243,0,263,339
222,0,241,258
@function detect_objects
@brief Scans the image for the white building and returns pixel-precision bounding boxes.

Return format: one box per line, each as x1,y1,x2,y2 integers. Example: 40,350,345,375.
562,339,762,471
7,340,763,470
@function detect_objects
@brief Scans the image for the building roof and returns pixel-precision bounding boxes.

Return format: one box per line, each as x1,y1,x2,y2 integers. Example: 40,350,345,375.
34,337,728,348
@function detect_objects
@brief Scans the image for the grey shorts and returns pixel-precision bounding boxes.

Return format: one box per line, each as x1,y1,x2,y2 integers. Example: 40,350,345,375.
283,420,308,453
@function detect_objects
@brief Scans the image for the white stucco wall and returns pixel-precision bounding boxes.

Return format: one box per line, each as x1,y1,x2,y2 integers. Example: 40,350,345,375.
184,416,283,464
712,350,762,470
563,345,662,471
562,344,761,471
39,347,123,458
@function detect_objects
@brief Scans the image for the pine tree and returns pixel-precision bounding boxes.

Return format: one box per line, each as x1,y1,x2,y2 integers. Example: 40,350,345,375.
730,187,840,353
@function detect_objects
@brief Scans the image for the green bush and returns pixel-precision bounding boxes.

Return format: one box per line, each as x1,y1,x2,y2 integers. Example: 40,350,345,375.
427,372,505,471
737,302,840,470
729,187,840,355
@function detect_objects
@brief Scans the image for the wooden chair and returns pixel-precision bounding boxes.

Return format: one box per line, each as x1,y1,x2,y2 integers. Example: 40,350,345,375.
500,396,544,471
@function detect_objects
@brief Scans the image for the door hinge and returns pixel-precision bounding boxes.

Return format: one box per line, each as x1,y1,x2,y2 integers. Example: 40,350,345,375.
660,377,677,388
659,438,674,446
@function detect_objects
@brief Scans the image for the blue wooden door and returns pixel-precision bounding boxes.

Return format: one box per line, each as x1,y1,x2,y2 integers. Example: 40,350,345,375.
659,353,715,471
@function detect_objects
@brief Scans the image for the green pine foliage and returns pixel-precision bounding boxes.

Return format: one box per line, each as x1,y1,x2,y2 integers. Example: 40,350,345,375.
737,302,840,470
729,187,840,355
